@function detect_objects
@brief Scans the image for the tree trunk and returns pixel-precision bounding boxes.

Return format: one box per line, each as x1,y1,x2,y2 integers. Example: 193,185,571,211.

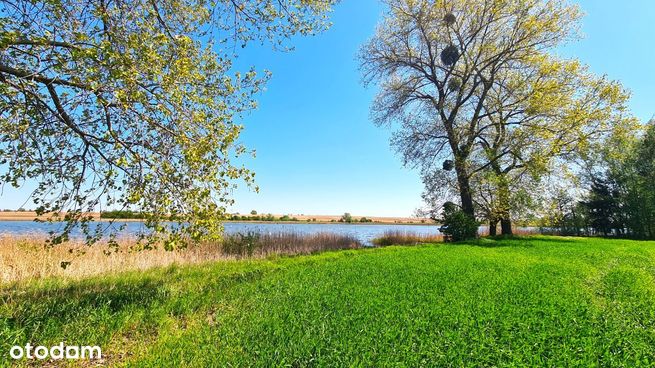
489,218,498,236
500,217,513,236
495,171,512,236
455,162,475,218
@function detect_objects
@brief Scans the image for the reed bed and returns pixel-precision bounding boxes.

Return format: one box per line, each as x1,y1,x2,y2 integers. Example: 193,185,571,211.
372,231,444,247
0,232,361,284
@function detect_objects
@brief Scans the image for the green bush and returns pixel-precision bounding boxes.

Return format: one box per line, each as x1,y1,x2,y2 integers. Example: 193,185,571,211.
339,213,353,223
440,202,478,242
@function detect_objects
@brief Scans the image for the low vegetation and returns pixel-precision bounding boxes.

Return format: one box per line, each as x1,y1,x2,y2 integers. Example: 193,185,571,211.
2,236,655,366
372,230,443,246
219,232,361,258
0,233,361,283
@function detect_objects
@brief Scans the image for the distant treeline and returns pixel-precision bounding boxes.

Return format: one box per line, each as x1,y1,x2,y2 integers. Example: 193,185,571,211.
99,211,426,225
100,210,147,219
99,211,303,221
229,214,300,222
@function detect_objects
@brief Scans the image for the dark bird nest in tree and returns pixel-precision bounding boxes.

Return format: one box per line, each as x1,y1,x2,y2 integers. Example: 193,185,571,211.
447,78,461,92
440,45,460,66
443,13,456,26
442,160,454,171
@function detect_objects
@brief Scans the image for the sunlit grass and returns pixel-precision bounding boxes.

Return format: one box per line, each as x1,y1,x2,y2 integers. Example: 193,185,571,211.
2,236,655,366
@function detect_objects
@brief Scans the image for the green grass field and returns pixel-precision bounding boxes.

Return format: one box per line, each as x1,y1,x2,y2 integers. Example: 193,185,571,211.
2,236,655,367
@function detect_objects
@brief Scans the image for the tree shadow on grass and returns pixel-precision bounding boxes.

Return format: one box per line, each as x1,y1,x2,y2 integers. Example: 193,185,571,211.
1,265,271,338
1,276,168,338
461,235,578,248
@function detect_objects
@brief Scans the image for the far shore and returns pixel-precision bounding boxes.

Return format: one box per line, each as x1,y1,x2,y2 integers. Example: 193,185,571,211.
0,211,434,225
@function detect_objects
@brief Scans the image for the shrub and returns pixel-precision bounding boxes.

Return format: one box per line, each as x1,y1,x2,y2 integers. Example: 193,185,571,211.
440,202,478,242
339,213,353,223
372,231,443,247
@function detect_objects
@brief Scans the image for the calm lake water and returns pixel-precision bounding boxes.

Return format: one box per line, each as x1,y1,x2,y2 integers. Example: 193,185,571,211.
0,221,444,245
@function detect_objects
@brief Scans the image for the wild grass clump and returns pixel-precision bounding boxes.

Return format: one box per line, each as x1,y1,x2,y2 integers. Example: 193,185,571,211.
0,232,361,283
221,232,361,258
372,231,443,247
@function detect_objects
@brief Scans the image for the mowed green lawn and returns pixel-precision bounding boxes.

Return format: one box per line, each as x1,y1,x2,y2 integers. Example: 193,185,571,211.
2,236,655,367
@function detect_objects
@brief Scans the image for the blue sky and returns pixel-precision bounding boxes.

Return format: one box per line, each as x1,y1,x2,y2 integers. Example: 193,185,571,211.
1,1,654,216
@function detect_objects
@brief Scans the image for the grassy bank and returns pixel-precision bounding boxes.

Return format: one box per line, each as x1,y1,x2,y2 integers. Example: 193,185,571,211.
0,232,361,283
2,236,655,366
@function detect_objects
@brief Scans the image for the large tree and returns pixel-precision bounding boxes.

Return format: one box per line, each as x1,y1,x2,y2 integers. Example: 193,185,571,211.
361,0,632,233
468,55,632,235
0,0,336,248
360,0,580,220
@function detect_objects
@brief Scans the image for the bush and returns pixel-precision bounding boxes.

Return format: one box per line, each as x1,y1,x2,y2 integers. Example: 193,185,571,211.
439,202,478,242
339,213,353,223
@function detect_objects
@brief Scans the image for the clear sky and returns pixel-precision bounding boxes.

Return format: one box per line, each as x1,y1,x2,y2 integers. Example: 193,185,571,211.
1,0,654,216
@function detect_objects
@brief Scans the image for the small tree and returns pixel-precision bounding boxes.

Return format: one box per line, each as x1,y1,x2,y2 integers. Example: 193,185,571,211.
440,202,478,242
582,176,624,236
340,213,353,223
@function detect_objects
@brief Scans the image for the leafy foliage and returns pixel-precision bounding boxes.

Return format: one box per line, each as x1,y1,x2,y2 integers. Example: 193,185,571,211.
0,0,336,248
541,122,655,239
339,212,353,223
581,176,624,236
361,0,633,234
439,202,478,241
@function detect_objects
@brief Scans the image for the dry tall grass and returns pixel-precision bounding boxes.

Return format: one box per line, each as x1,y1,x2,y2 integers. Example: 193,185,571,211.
0,232,361,284
372,231,444,247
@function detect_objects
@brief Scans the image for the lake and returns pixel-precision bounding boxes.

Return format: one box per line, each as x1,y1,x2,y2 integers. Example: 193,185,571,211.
0,221,444,246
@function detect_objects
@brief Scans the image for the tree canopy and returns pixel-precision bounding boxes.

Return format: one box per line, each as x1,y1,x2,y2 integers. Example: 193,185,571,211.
0,0,336,248
360,0,634,237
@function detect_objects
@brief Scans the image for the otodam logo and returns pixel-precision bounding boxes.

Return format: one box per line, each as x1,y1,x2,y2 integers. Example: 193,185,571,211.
9,343,102,360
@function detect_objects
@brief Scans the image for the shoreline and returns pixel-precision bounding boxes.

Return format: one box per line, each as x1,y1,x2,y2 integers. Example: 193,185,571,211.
0,218,437,226
0,211,434,225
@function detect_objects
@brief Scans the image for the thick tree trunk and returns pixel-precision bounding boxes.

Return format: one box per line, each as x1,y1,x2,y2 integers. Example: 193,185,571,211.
500,217,513,236
489,218,498,236
495,171,512,236
455,163,475,218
